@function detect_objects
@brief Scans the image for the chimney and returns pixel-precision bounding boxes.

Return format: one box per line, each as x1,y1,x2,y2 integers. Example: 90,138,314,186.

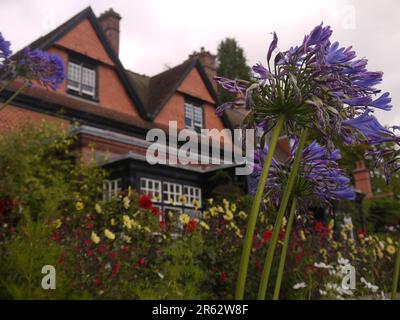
98,8,121,55
189,47,217,91
353,160,373,199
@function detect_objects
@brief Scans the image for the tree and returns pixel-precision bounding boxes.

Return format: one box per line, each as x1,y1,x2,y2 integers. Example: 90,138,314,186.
216,38,251,102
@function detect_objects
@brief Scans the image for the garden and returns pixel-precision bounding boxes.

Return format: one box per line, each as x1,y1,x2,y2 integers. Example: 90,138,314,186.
1,23,400,300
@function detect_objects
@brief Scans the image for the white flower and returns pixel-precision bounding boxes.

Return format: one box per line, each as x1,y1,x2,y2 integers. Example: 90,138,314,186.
293,282,307,290
360,277,379,293
314,262,333,269
338,257,350,266
319,290,327,296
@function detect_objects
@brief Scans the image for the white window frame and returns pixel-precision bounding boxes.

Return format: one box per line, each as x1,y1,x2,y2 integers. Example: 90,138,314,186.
67,61,96,98
163,182,182,205
102,178,122,201
183,185,202,208
140,177,162,203
184,101,203,132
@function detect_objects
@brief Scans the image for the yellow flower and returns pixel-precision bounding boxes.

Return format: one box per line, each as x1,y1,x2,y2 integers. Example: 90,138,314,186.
123,215,132,229
236,229,243,238
192,199,200,210
377,248,384,260
202,211,209,219
348,239,354,245
208,198,214,205
328,219,334,229
238,211,247,220
110,218,117,226
179,213,190,225
75,201,84,211
104,229,115,240
223,210,234,221
200,221,210,230
53,219,62,229
340,231,348,240
123,235,131,243
168,211,174,218
230,203,237,212
179,195,187,205
144,226,151,233
123,196,130,209
282,217,287,227
320,248,327,256
332,241,338,249
299,230,306,241
210,207,219,216
95,203,102,214
387,237,393,244
387,245,396,255
128,186,133,197
91,232,100,244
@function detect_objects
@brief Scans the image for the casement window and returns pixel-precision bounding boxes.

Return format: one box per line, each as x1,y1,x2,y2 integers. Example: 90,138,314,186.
67,61,96,99
102,178,122,201
183,186,202,207
140,177,162,203
139,176,202,212
184,100,203,133
163,182,182,205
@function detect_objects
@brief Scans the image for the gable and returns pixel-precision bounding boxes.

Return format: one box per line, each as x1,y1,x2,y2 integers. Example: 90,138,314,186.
177,68,214,104
56,18,114,66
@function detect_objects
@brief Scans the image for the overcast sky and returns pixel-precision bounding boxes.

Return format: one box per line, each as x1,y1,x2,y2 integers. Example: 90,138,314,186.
1,0,399,126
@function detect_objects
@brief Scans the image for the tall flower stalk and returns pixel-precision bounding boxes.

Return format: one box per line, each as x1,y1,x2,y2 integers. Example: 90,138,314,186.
235,114,285,299
257,128,308,299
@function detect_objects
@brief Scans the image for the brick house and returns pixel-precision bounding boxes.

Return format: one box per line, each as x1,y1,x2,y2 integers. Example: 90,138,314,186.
0,7,289,216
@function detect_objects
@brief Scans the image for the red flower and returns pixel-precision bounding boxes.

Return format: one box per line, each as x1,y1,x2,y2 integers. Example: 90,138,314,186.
314,221,331,238
262,230,272,242
93,278,102,286
112,263,120,276
87,223,93,230
255,260,262,269
357,229,366,238
139,258,145,265
84,239,91,246
159,220,168,231
186,219,197,232
109,251,118,259
98,245,106,255
122,246,129,254
151,207,160,216
50,229,60,241
139,195,153,209
220,271,228,283
87,250,94,257
278,229,285,241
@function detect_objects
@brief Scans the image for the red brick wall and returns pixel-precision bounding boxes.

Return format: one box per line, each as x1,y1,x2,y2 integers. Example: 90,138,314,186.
56,19,114,66
0,105,69,133
353,160,373,198
177,68,214,104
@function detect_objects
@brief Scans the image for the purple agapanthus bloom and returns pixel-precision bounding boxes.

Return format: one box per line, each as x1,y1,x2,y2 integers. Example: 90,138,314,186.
0,32,12,61
267,32,278,63
17,48,65,89
326,42,356,65
370,92,392,111
250,140,355,208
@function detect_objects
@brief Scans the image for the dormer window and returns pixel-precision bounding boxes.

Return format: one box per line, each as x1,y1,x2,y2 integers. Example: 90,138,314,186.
184,99,203,133
67,61,97,99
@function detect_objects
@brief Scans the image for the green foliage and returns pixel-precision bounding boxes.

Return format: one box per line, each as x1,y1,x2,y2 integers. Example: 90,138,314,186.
365,198,400,232
0,121,105,299
216,38,251,102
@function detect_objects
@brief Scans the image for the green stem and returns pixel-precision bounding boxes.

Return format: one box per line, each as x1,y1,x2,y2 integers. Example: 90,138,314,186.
391,241,400,300
273,197,297,300
257,127,308,300
0,86,25,112
234,114,285,300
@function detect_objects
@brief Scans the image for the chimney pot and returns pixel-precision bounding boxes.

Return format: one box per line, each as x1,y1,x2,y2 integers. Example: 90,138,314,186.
189,47,217,91
98,8,121,55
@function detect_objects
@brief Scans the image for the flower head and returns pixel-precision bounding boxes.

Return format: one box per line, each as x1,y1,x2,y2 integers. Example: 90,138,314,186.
0,32,12,61
104,229,115,241
16,48,65,89
139,194,153,209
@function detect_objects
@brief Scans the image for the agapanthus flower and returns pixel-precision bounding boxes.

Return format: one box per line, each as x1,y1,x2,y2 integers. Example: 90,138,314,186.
214,23,392,149
250,141,355,208
16,48,65,89
0,32,12,61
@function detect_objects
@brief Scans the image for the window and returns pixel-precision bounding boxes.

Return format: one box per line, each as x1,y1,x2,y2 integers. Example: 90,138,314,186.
184,100,203,132
183,186,202,207
163,182,182,205
140,177,162,202
103,179,122,201
67,61,96,98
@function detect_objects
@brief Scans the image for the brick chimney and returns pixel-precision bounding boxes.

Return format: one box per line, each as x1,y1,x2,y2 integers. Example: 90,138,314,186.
353,160,373,199
98,8,121,55
189,47,217,91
